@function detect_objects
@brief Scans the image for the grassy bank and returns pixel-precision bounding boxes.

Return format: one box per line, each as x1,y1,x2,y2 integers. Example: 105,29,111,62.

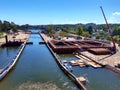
0,32,5,38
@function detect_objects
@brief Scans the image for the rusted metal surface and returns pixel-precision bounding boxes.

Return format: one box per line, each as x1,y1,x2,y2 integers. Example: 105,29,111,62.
48,40,113,54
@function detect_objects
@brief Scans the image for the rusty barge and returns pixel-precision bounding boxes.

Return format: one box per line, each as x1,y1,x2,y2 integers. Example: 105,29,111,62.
48,39,114,55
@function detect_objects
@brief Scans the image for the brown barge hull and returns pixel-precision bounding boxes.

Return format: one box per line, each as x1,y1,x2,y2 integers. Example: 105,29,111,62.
48,40,113,54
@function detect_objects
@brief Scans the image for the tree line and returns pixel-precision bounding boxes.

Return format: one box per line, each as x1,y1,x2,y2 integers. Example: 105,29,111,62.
0,20,19,33
45,24,120,44
0,19,120,44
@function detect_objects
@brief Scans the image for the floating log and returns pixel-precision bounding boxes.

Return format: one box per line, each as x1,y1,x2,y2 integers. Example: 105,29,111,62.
30,32,39,34
39,41,45,44
26,42,33,44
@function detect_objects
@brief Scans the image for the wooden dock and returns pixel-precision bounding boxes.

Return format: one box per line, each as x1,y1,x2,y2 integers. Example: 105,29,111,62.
26,42,33,44
69,60,87,67
39,41,45,44
75,55,102,68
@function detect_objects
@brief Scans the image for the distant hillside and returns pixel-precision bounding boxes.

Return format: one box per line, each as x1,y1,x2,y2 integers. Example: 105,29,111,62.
19,23,120,31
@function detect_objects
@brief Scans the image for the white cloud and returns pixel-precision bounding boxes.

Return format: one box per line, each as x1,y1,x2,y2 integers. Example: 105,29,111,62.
112,12,120,16
108,12,120,23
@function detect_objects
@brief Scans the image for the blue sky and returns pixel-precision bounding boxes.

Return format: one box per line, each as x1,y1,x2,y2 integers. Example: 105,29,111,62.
0,0,120,25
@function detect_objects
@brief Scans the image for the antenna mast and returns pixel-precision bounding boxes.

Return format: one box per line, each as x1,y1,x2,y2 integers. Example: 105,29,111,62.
100,6,116,51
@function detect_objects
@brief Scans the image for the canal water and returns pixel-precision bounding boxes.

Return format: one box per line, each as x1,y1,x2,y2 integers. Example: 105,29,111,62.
0,30,78,90
0,30,120,90
59,54,120,90
0,47,18,67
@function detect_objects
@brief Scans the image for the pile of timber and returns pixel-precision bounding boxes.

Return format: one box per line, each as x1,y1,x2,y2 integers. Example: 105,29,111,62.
75,55,102,68
70,60,87,67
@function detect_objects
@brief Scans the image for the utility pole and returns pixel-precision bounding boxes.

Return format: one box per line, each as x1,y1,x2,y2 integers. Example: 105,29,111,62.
100,6,116,51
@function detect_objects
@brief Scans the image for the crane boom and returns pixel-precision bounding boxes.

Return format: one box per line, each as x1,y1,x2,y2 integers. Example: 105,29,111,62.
100,6,116,51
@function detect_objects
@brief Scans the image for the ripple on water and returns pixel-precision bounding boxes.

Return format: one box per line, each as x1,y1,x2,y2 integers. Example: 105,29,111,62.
16,82,61,90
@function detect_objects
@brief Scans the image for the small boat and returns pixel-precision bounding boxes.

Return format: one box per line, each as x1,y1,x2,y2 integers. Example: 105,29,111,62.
62,61,73,72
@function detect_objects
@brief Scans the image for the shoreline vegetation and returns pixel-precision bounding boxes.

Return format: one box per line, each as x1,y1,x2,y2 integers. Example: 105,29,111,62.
0,20,120,45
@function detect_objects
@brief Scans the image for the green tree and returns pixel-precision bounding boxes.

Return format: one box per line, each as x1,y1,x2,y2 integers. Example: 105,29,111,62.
112,26,120,36
11,22,18,32
87,26,93,34
113,35,120,43
106,35,111,41
46,25,54,37
13,24,18,32
3,21,11,32
59,31,68,37
59,26,70,33
76,25,83,36
83,32,90,37
0,20,2,32
96,34,100,39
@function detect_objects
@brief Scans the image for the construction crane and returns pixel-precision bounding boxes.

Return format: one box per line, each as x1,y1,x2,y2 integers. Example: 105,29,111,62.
100,6,116,51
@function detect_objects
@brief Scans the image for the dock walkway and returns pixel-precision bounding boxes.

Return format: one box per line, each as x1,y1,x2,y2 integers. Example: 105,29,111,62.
79,50,120,75
75,55,102,68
